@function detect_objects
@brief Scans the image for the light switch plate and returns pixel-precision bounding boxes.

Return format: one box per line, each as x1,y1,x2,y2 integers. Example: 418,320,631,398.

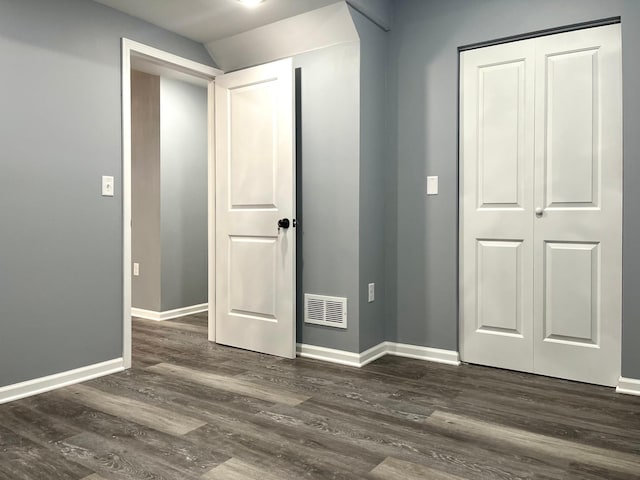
426,176,438,195
133,262,140,276
368,283,375,303
102,176,114,197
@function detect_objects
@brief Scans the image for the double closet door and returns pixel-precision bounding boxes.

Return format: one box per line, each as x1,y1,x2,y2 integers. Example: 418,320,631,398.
460,24,622,387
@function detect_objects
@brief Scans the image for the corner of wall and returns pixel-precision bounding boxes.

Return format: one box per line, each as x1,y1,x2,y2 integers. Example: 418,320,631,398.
349,3,391,354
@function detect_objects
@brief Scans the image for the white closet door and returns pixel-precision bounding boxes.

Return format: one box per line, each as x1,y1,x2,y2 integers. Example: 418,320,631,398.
460,24,622,386
460,39,536,372
214,58,296,359
532,24,622,386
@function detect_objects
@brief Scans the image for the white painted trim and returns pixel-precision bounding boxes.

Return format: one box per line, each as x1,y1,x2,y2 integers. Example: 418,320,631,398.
132,303,208,321
296,342,460,368
207,81,216,343
122,38,132,370
616,377,640,396
297,343,364,368
125,39,222,79
0,359,124,405
122,38,220,369
387,342,461,366
359,342,388,366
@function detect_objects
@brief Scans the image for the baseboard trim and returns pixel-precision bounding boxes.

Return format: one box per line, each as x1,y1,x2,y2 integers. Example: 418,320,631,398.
296,344,364,367
0,358,124,405
616,376,640,396
387,342,461,366
359,342,389,366
132,303,208,321
296,342,460,368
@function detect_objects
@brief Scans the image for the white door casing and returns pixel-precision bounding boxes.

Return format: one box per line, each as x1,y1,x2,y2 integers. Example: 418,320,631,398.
121,39,222,369
214,58,296,359
460,24,622,386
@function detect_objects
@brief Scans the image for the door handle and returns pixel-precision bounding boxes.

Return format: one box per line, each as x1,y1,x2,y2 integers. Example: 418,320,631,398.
277,218,290,231
535,207,544,217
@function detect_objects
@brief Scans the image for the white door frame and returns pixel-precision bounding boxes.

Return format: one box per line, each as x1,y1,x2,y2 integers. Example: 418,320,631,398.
121,39,223,368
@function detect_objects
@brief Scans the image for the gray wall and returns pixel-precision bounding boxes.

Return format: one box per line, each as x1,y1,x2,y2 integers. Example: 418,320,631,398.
351,8,389,352
294,43,362,353
132,75,208,313
0,0,214,387
131,70,161,312
390,0,640,378
160,77,208,312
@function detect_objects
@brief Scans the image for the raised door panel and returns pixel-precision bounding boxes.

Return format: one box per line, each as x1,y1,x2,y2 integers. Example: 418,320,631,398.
543,242,599,345
228,236,278,321
544,49,600,208
229,81,277,209
478,61,526,209
476,240,523,336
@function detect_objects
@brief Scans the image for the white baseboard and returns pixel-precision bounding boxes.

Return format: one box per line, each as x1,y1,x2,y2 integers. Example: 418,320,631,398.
617,376,640,396
0,358,124,405
296,341,460,368
360,342,389,366
386,342,461,366
296,344,365,367
132,303,208,321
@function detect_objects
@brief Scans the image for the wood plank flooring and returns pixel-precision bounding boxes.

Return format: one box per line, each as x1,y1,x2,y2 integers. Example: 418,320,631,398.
0,313,639,479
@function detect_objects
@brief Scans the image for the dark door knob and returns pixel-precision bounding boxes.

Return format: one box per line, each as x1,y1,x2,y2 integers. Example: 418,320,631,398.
277,218,290,229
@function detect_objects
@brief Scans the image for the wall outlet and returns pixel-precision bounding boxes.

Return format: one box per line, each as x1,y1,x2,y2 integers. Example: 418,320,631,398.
133,262,140,276
368,283,375,303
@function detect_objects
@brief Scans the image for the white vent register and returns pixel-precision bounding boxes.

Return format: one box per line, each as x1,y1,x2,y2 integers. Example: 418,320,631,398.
304,294,347,329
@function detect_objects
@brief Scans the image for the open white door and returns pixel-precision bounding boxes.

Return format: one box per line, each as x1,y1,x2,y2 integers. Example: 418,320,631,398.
214,58,295,359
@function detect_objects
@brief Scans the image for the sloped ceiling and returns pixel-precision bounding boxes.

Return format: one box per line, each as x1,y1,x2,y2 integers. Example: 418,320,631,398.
93,0,393,45
92,0,342,43
206,2,359,71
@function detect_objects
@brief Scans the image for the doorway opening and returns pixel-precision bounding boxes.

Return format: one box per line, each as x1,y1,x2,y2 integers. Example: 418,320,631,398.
121,39,222,368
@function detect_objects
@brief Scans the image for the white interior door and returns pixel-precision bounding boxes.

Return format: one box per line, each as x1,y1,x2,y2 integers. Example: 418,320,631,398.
460,24,622,386
532,25,622,386
214,58,295,359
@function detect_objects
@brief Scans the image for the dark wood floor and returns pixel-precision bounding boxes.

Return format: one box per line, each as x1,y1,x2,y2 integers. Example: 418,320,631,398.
1,314,639,479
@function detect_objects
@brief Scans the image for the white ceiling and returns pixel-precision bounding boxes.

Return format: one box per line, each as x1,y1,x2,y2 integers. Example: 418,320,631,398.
93,0,342,43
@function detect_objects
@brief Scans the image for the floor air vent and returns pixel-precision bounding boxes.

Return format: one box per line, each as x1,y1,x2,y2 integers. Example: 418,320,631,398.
304,294,347,329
